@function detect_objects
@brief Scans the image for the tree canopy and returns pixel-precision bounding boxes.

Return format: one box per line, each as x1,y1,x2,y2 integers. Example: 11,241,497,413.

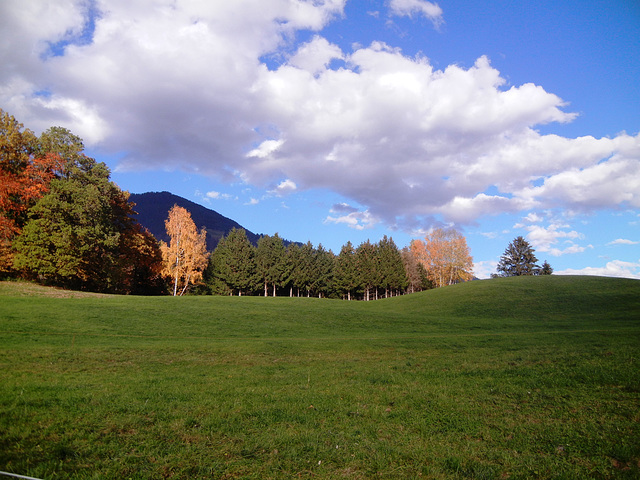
495,236,541,277
161,205,209,296
411,228,474,288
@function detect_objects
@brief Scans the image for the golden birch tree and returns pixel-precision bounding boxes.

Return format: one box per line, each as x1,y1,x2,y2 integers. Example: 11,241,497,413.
160,205,209,296
411,227,473,288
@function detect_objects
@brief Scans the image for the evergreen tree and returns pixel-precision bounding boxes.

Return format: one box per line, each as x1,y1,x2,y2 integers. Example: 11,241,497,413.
255,233,286,296
204,237,233,296
207,228,256,295
311,244,334,298
377,236,407,297
334,241,358,300
495,236,540,276
356,240,377,301
284,243,302,297
297,241,315,297
540,260,553,275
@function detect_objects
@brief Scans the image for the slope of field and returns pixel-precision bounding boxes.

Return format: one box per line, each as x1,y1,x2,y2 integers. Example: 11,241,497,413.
1,276,639,479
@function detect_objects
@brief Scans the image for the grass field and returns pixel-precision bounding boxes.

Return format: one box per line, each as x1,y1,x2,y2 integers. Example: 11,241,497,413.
1,276,639,479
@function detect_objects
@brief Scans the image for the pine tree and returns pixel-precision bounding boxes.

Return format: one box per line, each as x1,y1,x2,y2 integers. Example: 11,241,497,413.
495,236,540,276
356,240,377,301
377,236,407,297
207,228,256,295
255,234,286,296
334,241,358,300
540,260,553,275
311,244,334,298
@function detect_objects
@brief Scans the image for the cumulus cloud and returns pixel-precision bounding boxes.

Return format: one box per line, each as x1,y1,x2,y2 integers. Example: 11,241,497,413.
518,221,592,257
1,0,638,234
607,238,639,246
473,260,497,279
557,260,640,280
325,205,379,230
271,178,298,196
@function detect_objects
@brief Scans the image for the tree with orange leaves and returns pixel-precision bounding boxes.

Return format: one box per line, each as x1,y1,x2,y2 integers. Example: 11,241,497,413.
410,227,473,288
0,110,61,273
160,205,209,296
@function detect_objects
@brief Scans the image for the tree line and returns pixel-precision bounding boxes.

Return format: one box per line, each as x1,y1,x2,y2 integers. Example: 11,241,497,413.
1,108,548,296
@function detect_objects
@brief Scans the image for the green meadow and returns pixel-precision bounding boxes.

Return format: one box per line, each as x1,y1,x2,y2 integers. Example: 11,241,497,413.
1,276,639,479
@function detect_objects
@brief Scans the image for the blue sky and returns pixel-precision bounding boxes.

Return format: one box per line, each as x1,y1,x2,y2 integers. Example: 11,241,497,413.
1,0,639,278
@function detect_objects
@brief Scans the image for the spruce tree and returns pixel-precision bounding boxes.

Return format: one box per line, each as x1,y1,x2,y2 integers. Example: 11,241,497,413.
495,236,540,276
540,260,553,275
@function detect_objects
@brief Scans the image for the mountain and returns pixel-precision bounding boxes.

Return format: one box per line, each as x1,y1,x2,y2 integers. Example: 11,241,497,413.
129,191,261,250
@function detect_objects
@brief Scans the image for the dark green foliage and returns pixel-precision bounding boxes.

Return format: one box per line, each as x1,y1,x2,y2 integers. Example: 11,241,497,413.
36,126,85,176
310,244,334,298
540,259,553,275
13,160,163,294
206,228,257,296
355,240,378,300
496,236,540,276
376,235,407,297
255,233,287,296
334,241,358,300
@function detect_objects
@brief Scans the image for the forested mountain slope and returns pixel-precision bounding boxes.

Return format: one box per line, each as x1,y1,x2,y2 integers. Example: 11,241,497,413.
130,191,260,250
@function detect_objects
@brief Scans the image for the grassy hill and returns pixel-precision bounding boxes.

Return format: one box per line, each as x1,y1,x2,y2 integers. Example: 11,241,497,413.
1,276,639,479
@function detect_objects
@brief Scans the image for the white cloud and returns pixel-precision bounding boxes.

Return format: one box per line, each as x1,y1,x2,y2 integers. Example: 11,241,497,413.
556,260,640,280
325,206,379,230
247,140,285,159
289,36,343,75
388,0,444,27
519,222,590,257
473,260,497,279
206,191,233,200
271,179,297,196
1,0,638,235
607,238,639,246
523,212,543,223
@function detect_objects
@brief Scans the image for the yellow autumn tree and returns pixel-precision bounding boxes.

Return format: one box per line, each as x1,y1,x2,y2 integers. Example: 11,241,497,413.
411,227,473,288
160,204,209,296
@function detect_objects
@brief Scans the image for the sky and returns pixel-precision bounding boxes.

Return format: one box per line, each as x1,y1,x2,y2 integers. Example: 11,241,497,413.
1,0,639,279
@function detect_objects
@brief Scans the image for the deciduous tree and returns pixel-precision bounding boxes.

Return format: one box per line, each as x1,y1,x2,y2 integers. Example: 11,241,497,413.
0,110,61,273
161,205,209,296
13,161,159,293
411,228,473,288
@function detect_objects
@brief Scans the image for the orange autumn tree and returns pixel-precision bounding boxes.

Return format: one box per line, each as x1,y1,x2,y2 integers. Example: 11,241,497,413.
160,205,209,296
0,110,61,273
411,227,474,288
